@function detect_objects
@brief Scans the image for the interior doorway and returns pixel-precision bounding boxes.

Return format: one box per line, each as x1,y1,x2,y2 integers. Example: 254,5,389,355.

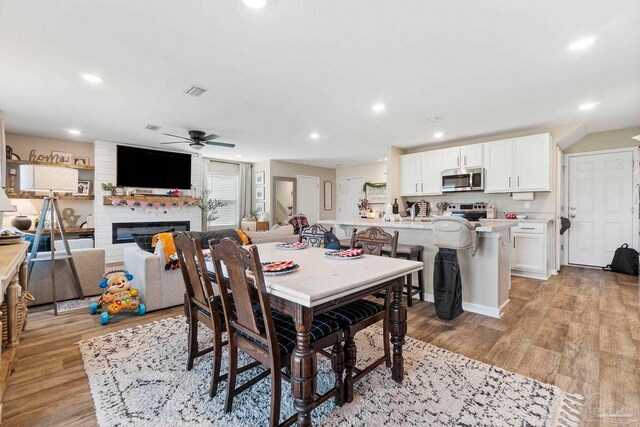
338,177,364,219
296,175,320,225
567,150,633,267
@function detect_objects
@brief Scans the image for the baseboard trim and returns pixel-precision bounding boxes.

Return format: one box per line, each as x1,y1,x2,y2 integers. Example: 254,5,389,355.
511,269,551,280
421,293,503,319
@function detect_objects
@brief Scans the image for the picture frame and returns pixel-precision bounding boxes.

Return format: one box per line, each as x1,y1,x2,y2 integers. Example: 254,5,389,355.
75,180,92,196
324,181,332,210
255,202,265,214
255,186,265,201
51,151,74,165
255,171,265,186
113,187,125,196
364,182,387,204
74,156,90,166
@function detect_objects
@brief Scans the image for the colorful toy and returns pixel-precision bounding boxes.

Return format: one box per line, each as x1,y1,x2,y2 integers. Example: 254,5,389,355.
90,270,146,325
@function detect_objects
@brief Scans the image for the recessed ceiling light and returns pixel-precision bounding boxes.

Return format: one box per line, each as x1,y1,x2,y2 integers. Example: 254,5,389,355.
67,129,81,135
568,37,596,51
243,0,266,9
433,132,444,138
235,154,243,158
384,157,388,161
377,158,383,162
372,103,386,113
309,132,320,140
79,73,103,84
579,102,599,111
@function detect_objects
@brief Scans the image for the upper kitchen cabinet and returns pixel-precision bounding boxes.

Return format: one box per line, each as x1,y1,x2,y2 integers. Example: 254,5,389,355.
441,145,484,170
400,151,442,196
513,133,551,191
484,139,513,192
484,133,551,193
401,153,421,196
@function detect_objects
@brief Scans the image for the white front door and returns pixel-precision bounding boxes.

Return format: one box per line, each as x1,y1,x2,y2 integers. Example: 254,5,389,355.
568,151,633,267
297,175,320,225
338,177,363,219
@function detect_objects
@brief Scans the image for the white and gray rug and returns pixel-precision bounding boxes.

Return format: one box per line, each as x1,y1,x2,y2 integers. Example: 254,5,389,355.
79,317,582,427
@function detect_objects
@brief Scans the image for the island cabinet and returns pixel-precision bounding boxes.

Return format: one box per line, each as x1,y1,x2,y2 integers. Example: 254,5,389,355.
510,223,547,277
400,151,442,196
484,133,551,193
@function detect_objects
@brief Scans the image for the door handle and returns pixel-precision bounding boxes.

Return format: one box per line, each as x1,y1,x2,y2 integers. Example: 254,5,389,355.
457,156,460,167
508,177,511,187
513,238,516,248
517,176,520,187
421,183,423,192
570,206,576,210
415,183,417,192
570,214,576,218
464,155,467,166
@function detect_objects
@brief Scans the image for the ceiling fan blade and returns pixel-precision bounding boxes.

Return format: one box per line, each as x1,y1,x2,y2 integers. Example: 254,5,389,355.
205,141,235,148
204,133,220,141
160,141,187,145
162,133,192,141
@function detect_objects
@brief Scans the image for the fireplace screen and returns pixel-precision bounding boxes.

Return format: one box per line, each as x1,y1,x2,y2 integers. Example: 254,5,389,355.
112,221,190,244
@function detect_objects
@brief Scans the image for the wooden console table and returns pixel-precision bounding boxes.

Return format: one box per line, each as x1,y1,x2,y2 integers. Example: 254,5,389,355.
0,241,29,421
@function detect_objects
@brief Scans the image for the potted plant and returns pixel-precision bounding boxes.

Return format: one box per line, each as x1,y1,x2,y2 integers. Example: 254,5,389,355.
101,182,116,195
198,189,225,229
357,198,371,218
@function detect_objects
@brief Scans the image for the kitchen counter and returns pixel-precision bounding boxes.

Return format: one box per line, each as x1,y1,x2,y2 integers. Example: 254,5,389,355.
319,218,512,318
480,218,554,224
319,218,516,233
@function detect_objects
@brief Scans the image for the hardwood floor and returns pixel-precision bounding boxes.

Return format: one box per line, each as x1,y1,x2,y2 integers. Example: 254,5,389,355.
2,266,638,426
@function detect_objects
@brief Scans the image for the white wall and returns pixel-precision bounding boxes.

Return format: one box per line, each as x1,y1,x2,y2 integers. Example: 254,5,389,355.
93,140,202,263
336,162,387,214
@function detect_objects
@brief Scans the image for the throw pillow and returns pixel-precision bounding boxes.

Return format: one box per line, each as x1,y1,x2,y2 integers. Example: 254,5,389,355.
131,229,174,253
186,229,242,249
236,229,250,245
23,233,51,252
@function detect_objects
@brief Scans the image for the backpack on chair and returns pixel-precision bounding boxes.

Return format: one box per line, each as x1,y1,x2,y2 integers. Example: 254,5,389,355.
602,244,639,276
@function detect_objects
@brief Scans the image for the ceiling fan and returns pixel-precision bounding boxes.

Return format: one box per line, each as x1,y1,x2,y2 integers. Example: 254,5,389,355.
161,130,235,150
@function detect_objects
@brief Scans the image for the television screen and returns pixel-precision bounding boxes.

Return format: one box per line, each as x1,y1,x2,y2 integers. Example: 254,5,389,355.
116,145,192,189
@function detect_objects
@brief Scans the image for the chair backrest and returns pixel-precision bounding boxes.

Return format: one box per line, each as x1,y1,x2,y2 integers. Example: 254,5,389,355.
431,216,478,255
351,226,399,257
173,232,220,318
298,224,333,247
210,238,280,357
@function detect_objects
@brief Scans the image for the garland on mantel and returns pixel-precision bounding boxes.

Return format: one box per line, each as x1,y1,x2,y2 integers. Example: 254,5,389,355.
109,197,199,212
362,182,386,193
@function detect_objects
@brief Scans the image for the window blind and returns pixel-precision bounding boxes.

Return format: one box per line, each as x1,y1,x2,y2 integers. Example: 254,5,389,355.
207,161,240,228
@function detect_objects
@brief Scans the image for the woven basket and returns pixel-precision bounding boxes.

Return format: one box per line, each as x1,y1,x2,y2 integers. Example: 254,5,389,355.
1,291,34,345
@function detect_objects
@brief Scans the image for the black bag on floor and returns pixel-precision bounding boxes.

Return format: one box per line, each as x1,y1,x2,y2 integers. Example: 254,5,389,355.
602,244,639,276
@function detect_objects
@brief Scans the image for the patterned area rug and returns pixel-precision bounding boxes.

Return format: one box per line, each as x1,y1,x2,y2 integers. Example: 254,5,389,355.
79,317,583,426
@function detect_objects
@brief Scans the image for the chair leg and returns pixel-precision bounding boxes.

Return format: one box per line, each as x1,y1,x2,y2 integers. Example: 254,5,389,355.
344,334,357,403
224,339,238,414
383,292,391,368
331,341,345,406
269,366,281,427
186,305,198,371
406,273,413,307
209,333,222,398
417,250,425,301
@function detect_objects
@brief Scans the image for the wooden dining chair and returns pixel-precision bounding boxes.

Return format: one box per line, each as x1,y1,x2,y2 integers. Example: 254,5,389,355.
210,238,345,427
324,226,399,403
174,232,259,398
298,224,333,247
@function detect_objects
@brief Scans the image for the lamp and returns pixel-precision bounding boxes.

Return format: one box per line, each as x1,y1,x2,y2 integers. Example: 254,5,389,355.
20,165,84,315
0,190,17,227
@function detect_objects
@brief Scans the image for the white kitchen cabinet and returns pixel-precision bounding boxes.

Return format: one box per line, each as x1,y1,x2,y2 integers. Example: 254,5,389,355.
401,153,421,196
484,133,551,193
513,134,551,191
442,148,461,170
419,150,443,195
461,145,483,168
484,139,513,193
511,223,548,278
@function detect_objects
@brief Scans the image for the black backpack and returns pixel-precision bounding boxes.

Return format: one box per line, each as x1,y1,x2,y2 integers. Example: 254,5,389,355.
603,244,639,276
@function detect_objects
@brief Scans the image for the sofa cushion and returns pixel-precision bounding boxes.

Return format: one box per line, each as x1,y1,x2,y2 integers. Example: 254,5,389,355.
23,233,51,252
186,229,242,249
132,229,174,253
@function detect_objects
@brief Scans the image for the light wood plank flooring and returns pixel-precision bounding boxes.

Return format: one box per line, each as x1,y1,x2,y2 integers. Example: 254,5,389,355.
2,266,638,426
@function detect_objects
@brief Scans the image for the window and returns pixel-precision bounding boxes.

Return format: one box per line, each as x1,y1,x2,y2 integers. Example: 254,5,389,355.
207,162,240,228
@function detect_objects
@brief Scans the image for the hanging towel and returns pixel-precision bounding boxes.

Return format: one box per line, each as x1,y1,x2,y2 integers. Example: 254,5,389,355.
433,248,464,320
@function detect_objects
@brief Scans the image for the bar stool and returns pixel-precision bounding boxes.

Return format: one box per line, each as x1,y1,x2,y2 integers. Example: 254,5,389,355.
382,243,424,307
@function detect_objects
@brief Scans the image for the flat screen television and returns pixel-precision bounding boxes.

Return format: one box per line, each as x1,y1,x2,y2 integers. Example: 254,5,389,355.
116,145,192,189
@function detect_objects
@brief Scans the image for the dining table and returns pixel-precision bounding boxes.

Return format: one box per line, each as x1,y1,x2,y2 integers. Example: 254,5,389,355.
206,241,423,427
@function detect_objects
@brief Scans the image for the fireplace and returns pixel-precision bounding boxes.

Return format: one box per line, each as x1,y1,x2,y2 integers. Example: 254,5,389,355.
112,221,190,244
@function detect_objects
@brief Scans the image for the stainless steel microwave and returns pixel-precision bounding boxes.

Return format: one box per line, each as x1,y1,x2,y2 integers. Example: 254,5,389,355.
441,168,484,192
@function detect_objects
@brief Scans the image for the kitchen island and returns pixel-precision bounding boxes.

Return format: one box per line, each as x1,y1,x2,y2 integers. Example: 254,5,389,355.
318,218,515,318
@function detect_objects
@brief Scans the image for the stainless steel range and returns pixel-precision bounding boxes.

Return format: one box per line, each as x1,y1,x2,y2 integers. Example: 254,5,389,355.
447,203,487,221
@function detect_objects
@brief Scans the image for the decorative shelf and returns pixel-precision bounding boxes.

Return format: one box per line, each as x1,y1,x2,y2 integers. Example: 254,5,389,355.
6,159,94,170
7,194,94,201
103,195,200,206
25,227,94,235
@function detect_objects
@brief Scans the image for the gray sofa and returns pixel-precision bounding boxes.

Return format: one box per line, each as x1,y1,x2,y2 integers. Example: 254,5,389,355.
123,226,299,312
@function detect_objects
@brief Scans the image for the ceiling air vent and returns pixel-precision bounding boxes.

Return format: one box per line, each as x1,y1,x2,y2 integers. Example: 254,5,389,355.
144,124,161,131
185,85,209,97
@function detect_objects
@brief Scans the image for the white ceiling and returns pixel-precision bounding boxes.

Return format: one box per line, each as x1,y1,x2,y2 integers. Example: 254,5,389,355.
0,1,638,167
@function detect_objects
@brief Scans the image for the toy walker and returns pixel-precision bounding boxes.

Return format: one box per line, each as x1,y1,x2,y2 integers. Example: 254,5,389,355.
90,270,146,325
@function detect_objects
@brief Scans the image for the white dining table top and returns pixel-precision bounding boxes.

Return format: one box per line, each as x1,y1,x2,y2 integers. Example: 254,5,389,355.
205,242,423,308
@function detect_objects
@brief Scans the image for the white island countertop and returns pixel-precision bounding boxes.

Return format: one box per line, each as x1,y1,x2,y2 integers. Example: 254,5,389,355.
319,218,516,233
